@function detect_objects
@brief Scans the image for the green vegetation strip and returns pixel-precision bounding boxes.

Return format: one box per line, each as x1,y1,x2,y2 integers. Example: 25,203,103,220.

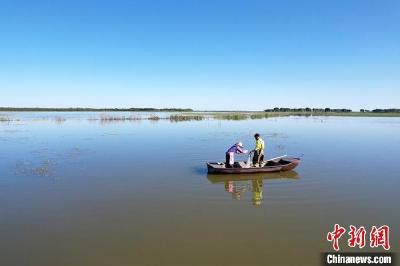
0,115,10,121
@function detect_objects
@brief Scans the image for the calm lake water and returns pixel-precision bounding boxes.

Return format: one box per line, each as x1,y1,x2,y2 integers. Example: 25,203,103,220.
1,112,399,266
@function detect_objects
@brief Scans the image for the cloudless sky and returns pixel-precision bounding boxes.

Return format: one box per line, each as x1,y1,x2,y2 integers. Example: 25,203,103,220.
0,0,399,110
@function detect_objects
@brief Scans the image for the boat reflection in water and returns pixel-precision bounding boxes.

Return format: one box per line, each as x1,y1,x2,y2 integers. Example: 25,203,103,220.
207,171,299,206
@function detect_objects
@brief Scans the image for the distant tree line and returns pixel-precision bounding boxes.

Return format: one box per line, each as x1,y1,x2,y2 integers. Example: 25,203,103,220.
265,108,400,113
0,107,193,112
264,107,352,113
368,108,400,113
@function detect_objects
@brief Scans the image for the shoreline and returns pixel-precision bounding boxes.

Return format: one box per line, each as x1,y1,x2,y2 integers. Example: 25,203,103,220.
1,111,400,124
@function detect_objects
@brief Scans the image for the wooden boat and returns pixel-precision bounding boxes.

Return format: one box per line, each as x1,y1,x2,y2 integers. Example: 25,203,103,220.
207,157,300,174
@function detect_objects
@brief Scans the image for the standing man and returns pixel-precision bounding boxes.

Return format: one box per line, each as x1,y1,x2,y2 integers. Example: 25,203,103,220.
252,133,265,167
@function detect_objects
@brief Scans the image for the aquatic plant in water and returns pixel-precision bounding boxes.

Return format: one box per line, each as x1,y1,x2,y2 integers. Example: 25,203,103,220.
169,115,204,122
213,113,250,120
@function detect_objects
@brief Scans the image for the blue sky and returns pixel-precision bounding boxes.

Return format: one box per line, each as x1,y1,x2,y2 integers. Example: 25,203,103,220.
0,0,399,110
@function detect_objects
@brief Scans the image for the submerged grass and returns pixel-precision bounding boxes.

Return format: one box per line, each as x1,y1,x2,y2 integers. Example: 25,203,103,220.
212,112,283,120
169,114,204,122
0,115,11,122
53,116,66,124
15,159,54,177
213,113,250,120
147,116,161,121
95,115,142,121
249,113,282,119
90,111,400,124
60,111,400,125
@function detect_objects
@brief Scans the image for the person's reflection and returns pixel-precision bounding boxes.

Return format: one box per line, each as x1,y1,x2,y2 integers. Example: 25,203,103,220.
223,179,263,205
251,179,263,206
208,171,299,206
224,181,250,200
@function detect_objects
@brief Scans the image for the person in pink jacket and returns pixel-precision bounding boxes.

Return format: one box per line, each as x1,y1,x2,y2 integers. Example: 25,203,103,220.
225,142,249,168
